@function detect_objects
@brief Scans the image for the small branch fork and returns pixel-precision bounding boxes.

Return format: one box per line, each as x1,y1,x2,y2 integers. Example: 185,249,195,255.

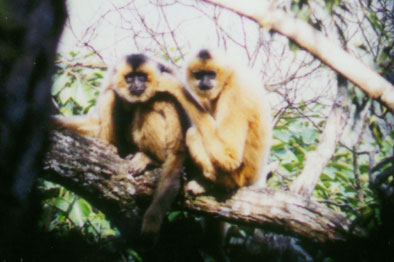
203,0,394,113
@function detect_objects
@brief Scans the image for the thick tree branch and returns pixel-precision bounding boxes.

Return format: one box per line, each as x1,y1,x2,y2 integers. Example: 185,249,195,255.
43,129,365,243
203,0,394,112
290,78,349,196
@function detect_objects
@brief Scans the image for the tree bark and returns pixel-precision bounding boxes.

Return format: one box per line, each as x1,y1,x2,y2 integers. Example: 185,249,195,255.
43,129,365,243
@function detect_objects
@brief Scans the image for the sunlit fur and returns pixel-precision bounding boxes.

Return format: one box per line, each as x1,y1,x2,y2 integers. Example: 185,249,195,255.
53,53,187,244
173,48,272,188
111,57,164,103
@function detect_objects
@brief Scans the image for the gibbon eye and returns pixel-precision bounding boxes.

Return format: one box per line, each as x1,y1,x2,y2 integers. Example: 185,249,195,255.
193,70,216,80
135,72,148,82
125,72,148,83
193,71,204,80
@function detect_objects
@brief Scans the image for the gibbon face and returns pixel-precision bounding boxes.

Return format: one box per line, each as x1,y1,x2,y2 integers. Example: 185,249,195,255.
111,54,173,103
186,49,232,101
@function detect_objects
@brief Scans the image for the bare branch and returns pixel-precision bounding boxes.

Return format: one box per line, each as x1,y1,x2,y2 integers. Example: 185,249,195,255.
203,0,394,112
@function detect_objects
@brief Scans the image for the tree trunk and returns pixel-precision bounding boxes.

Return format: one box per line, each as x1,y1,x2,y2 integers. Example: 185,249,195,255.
0,0,66,258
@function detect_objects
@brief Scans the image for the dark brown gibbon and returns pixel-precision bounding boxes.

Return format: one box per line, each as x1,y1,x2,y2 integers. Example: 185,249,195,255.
53,54,189,244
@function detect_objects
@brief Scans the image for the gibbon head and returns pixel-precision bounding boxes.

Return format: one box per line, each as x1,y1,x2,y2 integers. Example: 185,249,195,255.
110,54,175,103
186,49,233,101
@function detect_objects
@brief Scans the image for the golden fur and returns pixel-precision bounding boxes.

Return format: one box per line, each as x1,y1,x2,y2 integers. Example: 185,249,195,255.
159,49,272,188
53,54,187,243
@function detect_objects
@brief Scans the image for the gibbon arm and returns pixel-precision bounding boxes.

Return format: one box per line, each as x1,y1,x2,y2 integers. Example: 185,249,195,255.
52,114,100,137
53,86,116,144
199,96,248,172
185,127,217,181
95,88,116,144
161,81,247,172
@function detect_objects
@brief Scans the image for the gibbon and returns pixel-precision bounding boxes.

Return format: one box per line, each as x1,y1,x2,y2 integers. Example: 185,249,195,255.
158,48,272,189
53,54,189,243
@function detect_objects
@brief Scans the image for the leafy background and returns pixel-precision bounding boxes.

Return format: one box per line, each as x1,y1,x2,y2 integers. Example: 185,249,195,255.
42,50,394,261
39,0,394,260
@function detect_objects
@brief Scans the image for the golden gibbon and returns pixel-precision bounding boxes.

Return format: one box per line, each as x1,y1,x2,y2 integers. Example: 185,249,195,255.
53,54,189,244
157,48,272,189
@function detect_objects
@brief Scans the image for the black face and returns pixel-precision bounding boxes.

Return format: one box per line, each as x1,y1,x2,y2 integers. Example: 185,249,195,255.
125,72,148,96
193,70,216,91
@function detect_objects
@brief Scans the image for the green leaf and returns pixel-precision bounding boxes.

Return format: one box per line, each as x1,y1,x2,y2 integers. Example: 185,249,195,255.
271,139,285,150
334,171,350,183
69,51,79,58
70,200,86,227
94,72,104,78
54,197,69,212
101,228,116,237
52,73,69,95
59,106,73,116
332,162,352,171
368,11,383,33
87,71,104,85
76,198,92,217
370,119,383,147
282,162,295,171
95,217,111,229
128,249,143,262
321,173,334,181
289,39,301,52
58,84,77,104
168,210,182,222
39,203,53,228
96,212,106,220
301,128,316,144
377,49,388,64
274,130,290,143
382,139,393,154
73,80,96,108
316,182,327,191
325,0,333,13
324,166,336,179
293,145,306,162
274,147,298,162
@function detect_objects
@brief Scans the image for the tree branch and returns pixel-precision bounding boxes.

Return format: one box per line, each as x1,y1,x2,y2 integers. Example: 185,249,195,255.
43,129,365,243
290,78,349,196
203,0,394,112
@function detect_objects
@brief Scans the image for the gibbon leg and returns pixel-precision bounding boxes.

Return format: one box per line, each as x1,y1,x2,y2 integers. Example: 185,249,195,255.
128,151,156,175
141,152,184,244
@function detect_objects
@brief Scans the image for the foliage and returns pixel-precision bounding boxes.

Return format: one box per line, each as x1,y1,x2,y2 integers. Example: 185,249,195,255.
270,100,393,225
38,180,117,238
285,0,393,235
48,51,109,235
41,0,394,260
52,52,104,116
45,46,393,260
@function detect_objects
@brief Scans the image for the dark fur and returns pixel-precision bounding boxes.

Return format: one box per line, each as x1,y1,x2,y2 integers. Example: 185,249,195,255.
127,54,147,71
198,49,212,60
54,54,191,247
